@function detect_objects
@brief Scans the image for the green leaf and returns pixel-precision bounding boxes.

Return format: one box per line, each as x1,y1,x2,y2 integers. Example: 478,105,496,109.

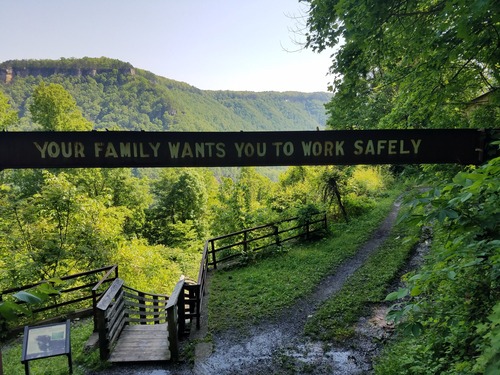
13,290,44,304
385,291,399,301
385,288,408,301
0,301,31,319
410,285,422,297
36,282,61,296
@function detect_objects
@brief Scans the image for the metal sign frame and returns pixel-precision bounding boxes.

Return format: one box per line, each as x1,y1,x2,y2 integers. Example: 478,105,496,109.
0,129,495,169
21,320,72,374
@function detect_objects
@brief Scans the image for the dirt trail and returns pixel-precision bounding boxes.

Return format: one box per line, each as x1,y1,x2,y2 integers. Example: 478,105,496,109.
95,198,423,375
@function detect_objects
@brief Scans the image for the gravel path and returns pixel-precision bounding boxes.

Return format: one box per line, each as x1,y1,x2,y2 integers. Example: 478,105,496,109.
93,198,421,375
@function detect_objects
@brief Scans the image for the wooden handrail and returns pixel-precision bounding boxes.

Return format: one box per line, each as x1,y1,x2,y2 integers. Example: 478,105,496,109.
91,265,118,293
205,212,327,270
1,265,117,295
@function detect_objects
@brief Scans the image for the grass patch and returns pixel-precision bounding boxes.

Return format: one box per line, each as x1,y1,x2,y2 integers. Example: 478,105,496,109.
207,189,402,333
304,211,420,341
1,319,106,375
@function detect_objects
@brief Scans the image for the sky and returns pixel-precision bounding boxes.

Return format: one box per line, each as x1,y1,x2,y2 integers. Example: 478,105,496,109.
1,0,336,92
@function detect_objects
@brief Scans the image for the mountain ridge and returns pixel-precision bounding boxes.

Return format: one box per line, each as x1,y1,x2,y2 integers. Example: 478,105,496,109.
0,57,332,133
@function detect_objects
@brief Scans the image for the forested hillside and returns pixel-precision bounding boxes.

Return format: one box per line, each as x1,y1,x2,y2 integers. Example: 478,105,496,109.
1,1,499,372
0,57,331,132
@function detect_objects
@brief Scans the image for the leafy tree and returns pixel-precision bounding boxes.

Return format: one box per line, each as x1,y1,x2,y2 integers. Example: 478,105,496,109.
382,154,500,374
320,167,349,222
211,168,277,236
0,171,125,285
29,82,92,130
271,166,323,216
144,169,209,247
303,0,499,129
0,90,17,130
66,168,152,237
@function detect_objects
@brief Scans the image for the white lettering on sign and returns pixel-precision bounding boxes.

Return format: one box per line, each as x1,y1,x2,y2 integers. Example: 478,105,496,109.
34,142,85,158
272,142,294,156
94,142,161,158
234,142,266,158
301,141,345,156
168,142,226,158
353,139,422,156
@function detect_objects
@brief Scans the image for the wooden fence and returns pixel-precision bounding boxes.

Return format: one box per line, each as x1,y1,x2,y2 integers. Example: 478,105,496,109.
206,212,327,270
196,212,327,317
1,265,118,332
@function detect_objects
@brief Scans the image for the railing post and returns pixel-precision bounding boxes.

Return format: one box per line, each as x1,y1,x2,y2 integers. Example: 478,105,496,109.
273,225,280,246
92,289,98,332
178,287,185,337
139,291,146,324
166,305,179,361
243,231,248,253
211,240,217,270
96,308,109,360
153,300,159,324
194,284,201,329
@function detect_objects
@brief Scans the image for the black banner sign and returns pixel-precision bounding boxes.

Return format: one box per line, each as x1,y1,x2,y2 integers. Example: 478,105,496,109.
0,129,491,169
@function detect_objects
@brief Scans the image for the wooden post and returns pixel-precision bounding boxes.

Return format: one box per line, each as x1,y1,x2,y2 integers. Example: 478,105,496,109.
195,284,201,330
178,287,185,337
211,240,217,270
92,289,98,332
139,291,146,324
273,225,280,246
153,300,159,324
166,305,178,361
96,308,109,360
243,231,248,253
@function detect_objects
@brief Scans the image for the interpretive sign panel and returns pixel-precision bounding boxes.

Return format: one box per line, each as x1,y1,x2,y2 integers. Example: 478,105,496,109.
0,129,492,169
21,320,72,374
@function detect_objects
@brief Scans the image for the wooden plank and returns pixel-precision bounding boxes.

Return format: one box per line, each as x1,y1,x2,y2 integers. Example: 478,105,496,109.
109,324,170,362
97,278,124,310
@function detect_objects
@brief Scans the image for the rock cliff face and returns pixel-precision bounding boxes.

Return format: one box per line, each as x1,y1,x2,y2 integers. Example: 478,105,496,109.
0,66,135,83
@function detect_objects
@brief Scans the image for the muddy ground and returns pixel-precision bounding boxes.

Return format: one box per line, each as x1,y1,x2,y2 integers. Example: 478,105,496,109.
93,199,429,375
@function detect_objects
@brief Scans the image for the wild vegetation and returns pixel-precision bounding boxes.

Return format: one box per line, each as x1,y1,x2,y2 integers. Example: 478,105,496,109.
302,0,499,373
0,58,330,133
0,1,498,373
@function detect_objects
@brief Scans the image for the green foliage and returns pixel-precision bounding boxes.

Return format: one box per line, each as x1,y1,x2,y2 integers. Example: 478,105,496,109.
0,282,60,338
113,239,200,294
144,169,209,247
211,167,278,236
208,191,399,332
304,217,419,341
29,82,92,130
0,170,128,284
378,156,500,374
303,0,498,130
0,58,330,133
0,89,17,130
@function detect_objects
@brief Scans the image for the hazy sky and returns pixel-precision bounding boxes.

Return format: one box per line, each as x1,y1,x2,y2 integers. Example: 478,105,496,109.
1,0,336,92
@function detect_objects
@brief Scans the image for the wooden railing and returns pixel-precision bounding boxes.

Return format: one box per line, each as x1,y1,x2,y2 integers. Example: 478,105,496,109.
206,212,327,270
1,265,118,332
195,212,327,321
95,278,185,361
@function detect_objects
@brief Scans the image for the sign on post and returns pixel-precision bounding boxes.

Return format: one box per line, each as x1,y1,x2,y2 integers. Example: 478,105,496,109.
21,320,72,375
0,129,495,169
